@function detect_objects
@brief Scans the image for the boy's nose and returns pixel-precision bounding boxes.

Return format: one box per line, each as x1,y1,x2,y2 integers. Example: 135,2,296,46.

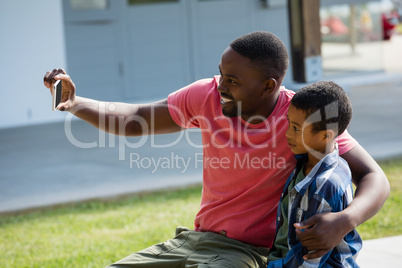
285,127,291,138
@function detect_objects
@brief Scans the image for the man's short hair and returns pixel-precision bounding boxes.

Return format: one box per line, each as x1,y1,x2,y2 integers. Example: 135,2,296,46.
230,31,289,80
290,81,353,136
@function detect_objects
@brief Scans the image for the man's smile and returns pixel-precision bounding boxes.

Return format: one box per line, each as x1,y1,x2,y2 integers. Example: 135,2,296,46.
220,95,234,105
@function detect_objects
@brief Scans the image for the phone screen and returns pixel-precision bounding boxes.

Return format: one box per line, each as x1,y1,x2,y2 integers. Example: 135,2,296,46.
53,80,62,111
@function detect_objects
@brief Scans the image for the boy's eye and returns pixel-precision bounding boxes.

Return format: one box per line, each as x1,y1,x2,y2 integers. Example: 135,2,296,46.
293,126,300,131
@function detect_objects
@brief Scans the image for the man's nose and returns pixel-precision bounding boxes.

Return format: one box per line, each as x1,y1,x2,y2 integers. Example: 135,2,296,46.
217,78,228,93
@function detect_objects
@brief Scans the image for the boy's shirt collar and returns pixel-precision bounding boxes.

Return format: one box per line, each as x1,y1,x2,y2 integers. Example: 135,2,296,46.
292,143,339,195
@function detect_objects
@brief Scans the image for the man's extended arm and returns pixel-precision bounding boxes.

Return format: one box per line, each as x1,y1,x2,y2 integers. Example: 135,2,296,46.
43,68,182,136
294,144,389,259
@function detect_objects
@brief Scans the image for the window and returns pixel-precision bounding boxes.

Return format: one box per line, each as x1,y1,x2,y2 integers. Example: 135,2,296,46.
128,0,178,5
70,0,108,10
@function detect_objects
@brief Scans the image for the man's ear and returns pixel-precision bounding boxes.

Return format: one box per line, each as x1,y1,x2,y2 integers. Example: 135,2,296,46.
265,78,277,95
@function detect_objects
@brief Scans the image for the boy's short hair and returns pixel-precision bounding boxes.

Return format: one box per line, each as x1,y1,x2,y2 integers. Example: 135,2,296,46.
291,81,352,136
230,31,289,80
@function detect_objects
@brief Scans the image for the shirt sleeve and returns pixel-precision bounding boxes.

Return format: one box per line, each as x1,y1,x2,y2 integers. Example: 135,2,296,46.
336,129,358,155
167,78,216,129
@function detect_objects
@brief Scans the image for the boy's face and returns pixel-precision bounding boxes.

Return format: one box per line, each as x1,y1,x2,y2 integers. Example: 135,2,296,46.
286,104,327,156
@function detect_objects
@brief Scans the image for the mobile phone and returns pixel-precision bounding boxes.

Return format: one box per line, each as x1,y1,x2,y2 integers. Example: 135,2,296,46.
52,80,62,111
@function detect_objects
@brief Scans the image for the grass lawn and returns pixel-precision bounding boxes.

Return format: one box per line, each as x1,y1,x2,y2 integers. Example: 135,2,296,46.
1,158,401,267
355,158,402,239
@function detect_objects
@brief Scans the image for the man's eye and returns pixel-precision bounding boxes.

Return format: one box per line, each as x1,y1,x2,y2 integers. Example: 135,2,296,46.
228,79,237,85
294,126,300,131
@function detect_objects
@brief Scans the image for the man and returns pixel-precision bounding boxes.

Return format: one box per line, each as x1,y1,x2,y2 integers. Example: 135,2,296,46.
43,31,389,267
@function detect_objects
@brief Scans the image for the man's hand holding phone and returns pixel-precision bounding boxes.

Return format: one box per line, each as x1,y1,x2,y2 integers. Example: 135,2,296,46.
44,68,76,111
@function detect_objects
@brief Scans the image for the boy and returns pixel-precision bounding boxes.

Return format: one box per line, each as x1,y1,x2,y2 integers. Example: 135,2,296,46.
268,81,362,267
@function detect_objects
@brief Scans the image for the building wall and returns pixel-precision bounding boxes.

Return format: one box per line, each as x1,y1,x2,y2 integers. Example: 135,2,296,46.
0,0,380,129
0,0,67,129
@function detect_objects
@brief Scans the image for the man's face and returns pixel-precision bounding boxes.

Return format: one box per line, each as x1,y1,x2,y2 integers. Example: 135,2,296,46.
217,47,272,124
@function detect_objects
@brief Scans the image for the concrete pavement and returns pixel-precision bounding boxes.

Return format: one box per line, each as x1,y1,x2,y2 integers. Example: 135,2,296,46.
0,121,204,213
358,235,402,267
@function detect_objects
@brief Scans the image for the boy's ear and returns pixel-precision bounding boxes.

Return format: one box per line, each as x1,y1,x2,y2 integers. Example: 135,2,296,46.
324,129,335,142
